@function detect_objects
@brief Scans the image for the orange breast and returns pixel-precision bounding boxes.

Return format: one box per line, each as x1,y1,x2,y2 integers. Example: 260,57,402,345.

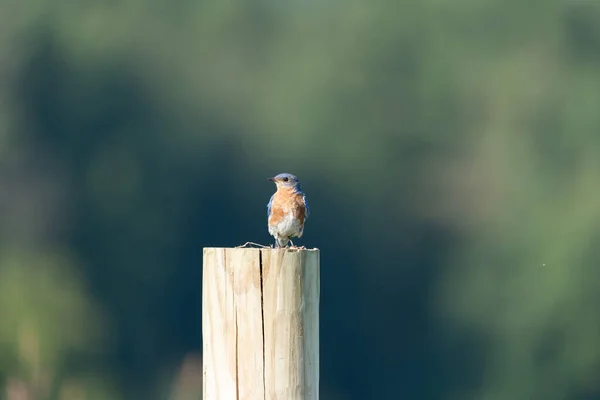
268,189,306,226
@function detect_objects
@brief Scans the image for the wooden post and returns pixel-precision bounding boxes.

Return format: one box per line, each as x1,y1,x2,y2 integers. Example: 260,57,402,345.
202,247,320,400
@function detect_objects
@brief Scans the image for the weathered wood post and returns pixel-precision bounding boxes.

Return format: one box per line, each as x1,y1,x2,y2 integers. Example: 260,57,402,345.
202,247,320,400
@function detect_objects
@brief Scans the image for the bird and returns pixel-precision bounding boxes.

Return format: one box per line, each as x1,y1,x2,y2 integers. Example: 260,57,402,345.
267,173,310,248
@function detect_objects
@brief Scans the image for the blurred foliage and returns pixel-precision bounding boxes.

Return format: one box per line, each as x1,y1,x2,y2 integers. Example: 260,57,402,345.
1,0,600,399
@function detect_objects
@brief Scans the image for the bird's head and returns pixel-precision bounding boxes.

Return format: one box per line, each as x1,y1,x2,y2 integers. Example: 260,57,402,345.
268,173,301,190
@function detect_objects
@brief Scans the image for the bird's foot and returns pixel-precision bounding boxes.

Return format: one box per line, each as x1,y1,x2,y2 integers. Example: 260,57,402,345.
287,240,307,250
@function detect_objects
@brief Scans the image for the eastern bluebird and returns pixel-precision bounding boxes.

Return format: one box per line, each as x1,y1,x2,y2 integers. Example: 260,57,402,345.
267,173,310,248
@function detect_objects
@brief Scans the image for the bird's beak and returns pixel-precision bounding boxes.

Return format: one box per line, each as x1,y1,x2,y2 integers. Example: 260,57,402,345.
268,177,275,182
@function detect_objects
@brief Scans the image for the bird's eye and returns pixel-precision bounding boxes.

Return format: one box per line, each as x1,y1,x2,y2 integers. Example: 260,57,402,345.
282,177,289,182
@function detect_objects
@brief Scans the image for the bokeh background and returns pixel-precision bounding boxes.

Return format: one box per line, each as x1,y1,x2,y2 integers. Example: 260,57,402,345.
1,1,600,399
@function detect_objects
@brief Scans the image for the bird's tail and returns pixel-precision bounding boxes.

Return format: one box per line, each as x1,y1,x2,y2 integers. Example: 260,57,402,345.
276,237,289,248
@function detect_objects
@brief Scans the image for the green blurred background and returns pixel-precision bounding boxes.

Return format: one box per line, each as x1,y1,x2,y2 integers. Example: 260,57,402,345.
1,1,600,399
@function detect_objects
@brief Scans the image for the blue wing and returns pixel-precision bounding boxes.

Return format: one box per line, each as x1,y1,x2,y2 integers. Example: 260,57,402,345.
303,193,310,219
267,194,275,218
